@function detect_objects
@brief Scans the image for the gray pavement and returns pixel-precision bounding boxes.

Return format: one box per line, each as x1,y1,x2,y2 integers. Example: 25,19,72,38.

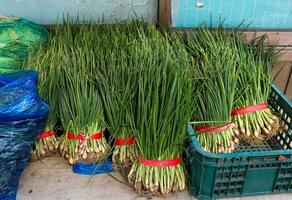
17,156,292,200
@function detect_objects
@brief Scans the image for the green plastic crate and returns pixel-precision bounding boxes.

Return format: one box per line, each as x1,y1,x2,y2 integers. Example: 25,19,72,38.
185,84,292,199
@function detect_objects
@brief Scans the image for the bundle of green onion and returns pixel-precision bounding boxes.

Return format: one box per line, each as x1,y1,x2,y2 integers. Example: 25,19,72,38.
232,36,280,144
59,68,108,165
128,27,193,195
185,28,239,153
53,22,110,165
96,22,146,168
23,36,61,160
98,58,138,168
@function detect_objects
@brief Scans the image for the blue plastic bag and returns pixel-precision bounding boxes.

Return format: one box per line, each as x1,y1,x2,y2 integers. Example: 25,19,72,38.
0,71,48,200
72,158,113,175
0,70,37,85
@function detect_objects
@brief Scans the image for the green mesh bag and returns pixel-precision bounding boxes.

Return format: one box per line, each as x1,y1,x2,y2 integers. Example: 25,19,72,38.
0,16,49,60
0,49,20,73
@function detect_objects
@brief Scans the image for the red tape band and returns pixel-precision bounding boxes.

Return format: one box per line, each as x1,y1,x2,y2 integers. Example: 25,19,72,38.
39,130,54,139
138,157,181,167
90,133,103,140
231,103,268,116
76,133,85,140
115,136,135,146
67,132,103,140
67,132,77,140
195,123,231,134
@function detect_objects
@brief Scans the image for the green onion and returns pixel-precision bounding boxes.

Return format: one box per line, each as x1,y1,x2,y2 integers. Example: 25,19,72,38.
59,66,108,164
96,21,146,167
128,27,193,194
23,34,60,159
233,35,280,144
185,27,239,153
54,20,109,164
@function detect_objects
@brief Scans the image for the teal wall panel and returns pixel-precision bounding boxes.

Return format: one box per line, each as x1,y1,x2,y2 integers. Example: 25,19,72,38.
0,0,157,24
172,0,292,29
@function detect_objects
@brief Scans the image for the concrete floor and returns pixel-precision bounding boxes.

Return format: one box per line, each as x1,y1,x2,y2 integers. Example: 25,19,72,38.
17,156,292,200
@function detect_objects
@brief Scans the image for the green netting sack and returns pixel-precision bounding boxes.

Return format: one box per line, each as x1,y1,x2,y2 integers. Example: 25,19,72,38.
0,16,49,60
0,49,20,73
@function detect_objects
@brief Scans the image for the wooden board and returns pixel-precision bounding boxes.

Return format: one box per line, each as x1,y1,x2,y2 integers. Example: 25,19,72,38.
158,0,171,27
244,31,292,62
244,31,292,46
285,74,292,100
273,62,292,92
239,32,292,99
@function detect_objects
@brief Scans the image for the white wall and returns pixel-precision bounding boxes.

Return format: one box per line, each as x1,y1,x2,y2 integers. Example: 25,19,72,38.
0,0,157,24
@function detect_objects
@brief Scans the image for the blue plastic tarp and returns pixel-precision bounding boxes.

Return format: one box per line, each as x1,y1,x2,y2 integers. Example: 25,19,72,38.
0,71,48,200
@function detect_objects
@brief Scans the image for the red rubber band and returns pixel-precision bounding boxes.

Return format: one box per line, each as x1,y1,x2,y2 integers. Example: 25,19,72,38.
195,123,231,134
90,133,103,140
67,132,103,140
75,133,86,140
67,132,77,140
138,157,181,167
231,103,268,116
39,130,54,139
115,136,135,146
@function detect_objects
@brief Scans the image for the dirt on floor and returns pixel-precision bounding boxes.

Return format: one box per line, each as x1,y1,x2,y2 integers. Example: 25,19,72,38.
17,156,292,200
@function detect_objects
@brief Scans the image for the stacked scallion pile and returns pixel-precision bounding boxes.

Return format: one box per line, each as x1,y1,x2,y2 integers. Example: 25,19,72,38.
21,20,283,197
25,20,111,164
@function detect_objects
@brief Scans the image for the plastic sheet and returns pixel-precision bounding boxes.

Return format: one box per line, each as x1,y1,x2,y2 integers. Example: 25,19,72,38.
72,158,113,175
0,16,48,60
0,71,42,121
0,70,37,85
0,71,48,200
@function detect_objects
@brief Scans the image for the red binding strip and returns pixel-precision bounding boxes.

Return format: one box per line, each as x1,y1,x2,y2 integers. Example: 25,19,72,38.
67,132,77,140
195,123,231,134
39,130,54,139
90,133,103,140
138,157,181,167
115,136,135,146
67,132,103,140
231,103,268,116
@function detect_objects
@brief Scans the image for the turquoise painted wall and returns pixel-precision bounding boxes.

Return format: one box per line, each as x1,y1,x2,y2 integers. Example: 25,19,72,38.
0,0,157,24
172,0,292,29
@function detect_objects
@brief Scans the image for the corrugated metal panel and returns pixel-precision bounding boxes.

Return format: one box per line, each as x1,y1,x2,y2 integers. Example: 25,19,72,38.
172,0,292,29
0,0,157,24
